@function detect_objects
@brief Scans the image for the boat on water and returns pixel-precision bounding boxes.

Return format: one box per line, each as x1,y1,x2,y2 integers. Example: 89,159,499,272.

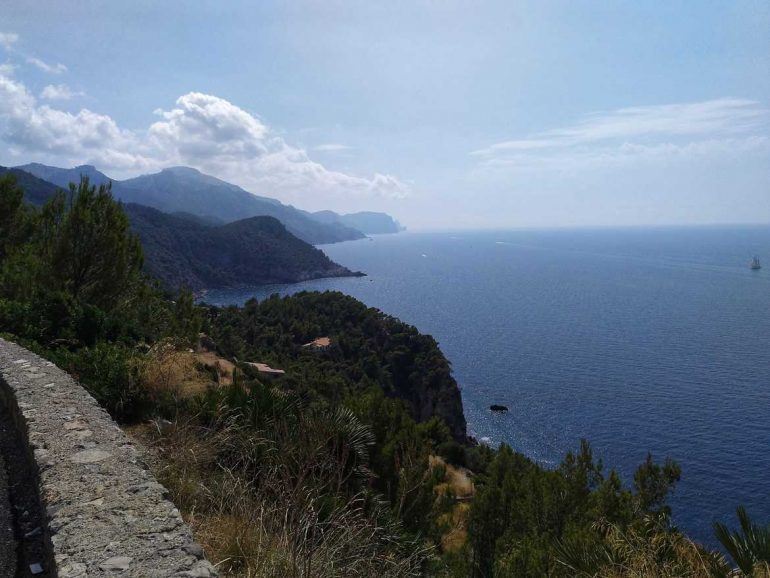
750,256,761,270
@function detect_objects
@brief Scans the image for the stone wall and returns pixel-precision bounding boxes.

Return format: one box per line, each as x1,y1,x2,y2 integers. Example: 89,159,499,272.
0,338,217,577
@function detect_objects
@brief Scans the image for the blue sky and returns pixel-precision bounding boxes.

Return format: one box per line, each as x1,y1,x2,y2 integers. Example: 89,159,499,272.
1,1,768,229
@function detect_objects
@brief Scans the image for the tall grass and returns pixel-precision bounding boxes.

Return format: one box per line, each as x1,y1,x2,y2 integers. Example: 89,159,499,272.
141,397,432,577
555,517,730,578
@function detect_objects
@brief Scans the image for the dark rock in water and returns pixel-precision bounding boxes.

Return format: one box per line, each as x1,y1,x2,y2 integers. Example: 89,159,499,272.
490,404,509,413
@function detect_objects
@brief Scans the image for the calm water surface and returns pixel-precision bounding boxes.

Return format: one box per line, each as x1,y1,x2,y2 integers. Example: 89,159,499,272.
205,227,770,545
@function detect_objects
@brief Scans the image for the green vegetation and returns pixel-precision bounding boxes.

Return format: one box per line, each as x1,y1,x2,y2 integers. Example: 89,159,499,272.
714,507,770,576
0,165,61,206
205,291,467,440
0,172,766,576
125,203,360,291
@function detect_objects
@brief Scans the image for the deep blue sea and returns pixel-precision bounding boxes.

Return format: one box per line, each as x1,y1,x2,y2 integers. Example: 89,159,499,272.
205,226,770,545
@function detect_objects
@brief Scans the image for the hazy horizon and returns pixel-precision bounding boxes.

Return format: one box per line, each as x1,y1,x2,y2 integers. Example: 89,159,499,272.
1,1,768,230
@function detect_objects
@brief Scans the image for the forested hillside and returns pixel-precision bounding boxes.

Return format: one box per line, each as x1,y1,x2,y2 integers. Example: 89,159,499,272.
207,291,467,440
0,166,61,205
0,172,765,577
125,203,361,291
3,168,361,291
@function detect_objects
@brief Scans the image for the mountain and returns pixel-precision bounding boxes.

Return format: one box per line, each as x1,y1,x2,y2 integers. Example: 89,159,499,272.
311,210,404,234
15,163,111,188
124,203,361,291
17,164,366,245
0,166,62,206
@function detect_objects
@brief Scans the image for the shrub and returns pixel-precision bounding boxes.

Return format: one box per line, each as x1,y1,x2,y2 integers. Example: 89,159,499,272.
60,342,149,421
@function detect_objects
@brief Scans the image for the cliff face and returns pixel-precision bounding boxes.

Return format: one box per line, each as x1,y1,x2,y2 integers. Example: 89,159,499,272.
311,210,404,235
402,365,467,442
382,330,467,441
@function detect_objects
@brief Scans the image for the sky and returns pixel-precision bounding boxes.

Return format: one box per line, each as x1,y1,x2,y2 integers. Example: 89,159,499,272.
0,0,768,230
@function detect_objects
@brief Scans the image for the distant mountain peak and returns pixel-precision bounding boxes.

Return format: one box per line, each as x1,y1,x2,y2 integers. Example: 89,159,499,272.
310,210,404,234
161,166,202,176
12,161,368,245
15,162,112,188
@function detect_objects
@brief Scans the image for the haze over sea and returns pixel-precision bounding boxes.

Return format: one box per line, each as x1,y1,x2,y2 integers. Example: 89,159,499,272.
206,226,770,545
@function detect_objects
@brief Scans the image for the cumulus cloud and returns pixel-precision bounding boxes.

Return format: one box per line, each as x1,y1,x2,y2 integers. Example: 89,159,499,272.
40,83,81,100
0,70,409,204
0,71,154,171
149,92,269,161
145,92,408,201
26,56,67,74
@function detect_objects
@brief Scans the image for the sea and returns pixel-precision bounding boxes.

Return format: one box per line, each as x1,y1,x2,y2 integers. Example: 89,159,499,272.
204,226,770,546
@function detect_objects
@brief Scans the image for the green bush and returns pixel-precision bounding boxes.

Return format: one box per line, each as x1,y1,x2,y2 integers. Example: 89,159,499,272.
59,341,149,421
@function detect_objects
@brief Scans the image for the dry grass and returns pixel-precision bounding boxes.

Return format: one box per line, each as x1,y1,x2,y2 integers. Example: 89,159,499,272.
131,416,430,577
141,340,214,399
438,502,471,554
557,518,733,578
428,455,474,500
194,350,236,386
127,347,434,576
428,456,474,554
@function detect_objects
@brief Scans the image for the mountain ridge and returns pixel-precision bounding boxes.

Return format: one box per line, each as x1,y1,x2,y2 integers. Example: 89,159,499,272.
1,166,363,291
0,166,61,206
312,209,405,234
16,163,371,245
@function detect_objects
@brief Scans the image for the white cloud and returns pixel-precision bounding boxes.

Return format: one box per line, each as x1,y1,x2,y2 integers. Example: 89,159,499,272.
465,99,770,228
1,32,68,75
146,92,408,201
473,99,768,157
0,72,153,171
471,98,770,180
40,83,82,100
0,70,409,204
0,32,18,50
149,92,270,161
314,143,351,152
26,56,67,74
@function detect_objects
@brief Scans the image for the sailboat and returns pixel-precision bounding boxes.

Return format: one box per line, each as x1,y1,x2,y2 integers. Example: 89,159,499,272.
750,256,761,270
